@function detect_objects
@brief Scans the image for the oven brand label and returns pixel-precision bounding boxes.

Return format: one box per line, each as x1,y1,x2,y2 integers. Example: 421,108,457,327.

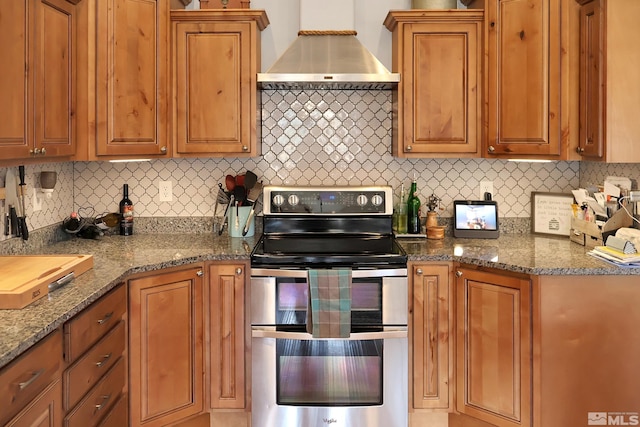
322,418,337,425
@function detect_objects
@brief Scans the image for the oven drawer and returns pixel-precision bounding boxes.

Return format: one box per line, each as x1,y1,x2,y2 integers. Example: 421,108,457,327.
252,327,407,340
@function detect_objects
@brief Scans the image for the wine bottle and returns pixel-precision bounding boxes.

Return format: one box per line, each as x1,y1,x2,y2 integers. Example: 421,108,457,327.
397,184,408,234
119,184,134,236
407,179,421,234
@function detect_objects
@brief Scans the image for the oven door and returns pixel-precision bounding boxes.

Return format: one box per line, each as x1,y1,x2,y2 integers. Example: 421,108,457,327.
251,328,408,427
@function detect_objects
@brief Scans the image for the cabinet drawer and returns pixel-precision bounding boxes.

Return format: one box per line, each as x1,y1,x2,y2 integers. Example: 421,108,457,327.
0,329,62,424
64,356,126,427
65,284,125,362
4,379,62,427
97,393,128,427
64,320,125,411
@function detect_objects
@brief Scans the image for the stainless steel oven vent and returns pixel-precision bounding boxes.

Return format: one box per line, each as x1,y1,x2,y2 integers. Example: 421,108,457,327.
257,31,400,90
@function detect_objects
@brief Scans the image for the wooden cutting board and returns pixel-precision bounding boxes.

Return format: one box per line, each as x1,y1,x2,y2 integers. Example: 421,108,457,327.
0,255,94,309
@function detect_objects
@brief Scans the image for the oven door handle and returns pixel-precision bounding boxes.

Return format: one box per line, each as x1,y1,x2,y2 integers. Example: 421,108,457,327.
250,268,407,278
251,326,407,340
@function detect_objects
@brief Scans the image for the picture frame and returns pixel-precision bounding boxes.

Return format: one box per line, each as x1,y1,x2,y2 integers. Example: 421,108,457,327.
531,192,575,236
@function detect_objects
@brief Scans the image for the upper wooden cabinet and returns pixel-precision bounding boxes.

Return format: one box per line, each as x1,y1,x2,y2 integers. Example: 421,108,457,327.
0,0,76,164
575,0,640,162
472,0,577,160
385,10,482,158
170,10,268,157
75,0,170,160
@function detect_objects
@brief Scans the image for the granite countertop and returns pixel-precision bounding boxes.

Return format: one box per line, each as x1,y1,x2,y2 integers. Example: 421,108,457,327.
0,232,636,370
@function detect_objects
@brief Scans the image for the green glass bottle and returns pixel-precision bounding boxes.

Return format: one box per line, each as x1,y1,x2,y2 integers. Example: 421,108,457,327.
407,179,421,234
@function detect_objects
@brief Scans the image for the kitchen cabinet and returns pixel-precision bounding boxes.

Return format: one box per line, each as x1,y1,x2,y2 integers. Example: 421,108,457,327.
170,10,268,157
455,266,531,427
385,10,482,158
469,0,577,159
0,0,76,164
62,284,127,426
129,265,205,427
410,263,454,411
575,0,640,162
75,0,170,160
207,261,247,410
0,329,63,426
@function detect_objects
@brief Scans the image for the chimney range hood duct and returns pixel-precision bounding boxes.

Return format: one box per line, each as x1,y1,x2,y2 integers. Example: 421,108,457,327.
257,30,400,90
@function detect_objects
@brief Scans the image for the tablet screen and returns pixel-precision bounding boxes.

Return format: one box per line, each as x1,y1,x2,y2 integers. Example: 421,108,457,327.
453,201,499,238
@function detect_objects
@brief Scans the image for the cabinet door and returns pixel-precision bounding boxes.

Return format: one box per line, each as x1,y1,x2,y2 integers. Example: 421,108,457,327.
129,266,204,427
456,267,531,427
400,14,481,157
0,0,31,160
577,0,603,159
411,263,452,410
485,0,563,158
95,0,169,157
208,262,246,409
5,380,62,427
172,13,263,156
35,0,76,158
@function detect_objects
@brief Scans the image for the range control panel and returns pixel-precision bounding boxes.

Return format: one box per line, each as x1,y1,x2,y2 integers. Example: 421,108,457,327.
263,186,393,215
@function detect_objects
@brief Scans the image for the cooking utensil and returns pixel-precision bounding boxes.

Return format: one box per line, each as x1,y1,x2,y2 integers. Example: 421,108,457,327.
244,170,258,191
235,174,245,187
213,183,230,232
242,181,263,236
225,174,236,192
5,168,20,237
218,194,235,235
17,166,28,240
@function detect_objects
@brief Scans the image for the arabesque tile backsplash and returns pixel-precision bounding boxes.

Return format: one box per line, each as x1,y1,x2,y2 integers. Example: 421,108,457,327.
1,89,638,242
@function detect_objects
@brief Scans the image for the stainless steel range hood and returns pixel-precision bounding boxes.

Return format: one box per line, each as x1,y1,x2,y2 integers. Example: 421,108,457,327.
258,30,399,90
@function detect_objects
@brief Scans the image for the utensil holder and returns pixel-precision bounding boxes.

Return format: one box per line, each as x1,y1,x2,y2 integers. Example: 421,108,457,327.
228,206,254,237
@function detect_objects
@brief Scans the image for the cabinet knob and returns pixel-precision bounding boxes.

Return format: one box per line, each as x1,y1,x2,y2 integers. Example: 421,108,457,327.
455,270,463,277
236,267,242,275
242,146,248,152
415,268,423,275
196,270,204,277
576,147,585,154
160,146,167,154
31,148,41,155
40,147,46,155
488,145,495,153
406,145,412,152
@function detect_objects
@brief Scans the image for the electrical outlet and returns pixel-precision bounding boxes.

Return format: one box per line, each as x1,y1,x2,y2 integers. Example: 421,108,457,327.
32,187,42,212
159,180,173,202
479,181,494,200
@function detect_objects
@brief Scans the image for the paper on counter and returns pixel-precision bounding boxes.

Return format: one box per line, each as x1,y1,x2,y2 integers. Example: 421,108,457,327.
571,188,591,205
605,176,632,191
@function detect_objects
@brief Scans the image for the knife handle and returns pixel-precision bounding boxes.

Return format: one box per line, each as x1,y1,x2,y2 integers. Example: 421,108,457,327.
9,206,20,237
18,165,26,186
19,217,28,240
4,212,9,236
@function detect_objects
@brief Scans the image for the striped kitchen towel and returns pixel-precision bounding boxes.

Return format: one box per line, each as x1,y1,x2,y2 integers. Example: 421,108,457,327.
306,269,352,338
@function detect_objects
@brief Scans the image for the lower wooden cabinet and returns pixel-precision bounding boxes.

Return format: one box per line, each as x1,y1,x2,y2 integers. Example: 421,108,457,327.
410,262,453,411
4,379,63,427
455,266,532,427
207,261,247,410
129,265,205,427
62,284,127,427
0,330,63,426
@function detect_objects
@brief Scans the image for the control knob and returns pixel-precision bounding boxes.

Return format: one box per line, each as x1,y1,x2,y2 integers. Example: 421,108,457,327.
356,194,368,207
371,194,384,206
272,194,285,207
288,194,299,206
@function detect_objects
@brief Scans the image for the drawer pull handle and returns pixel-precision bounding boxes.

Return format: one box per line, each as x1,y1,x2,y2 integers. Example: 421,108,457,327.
94,394,111,412
97,312,113,325
18,368,44,390
95,353,112,368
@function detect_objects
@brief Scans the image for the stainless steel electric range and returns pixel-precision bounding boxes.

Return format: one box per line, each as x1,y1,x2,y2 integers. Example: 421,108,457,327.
250,185,408,427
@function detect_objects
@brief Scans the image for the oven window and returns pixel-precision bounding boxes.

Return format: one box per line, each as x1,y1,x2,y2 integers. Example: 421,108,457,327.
276,339,383,406
276,278,383,327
